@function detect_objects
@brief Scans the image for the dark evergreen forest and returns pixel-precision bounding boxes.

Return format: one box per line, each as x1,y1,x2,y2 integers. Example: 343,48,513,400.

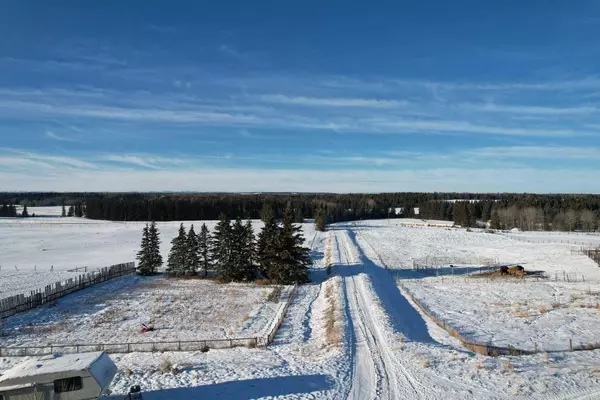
2,192,599,231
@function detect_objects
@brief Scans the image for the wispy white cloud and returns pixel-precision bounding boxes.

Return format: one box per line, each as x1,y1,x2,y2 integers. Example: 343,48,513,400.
462,146,600,160
0,149,98,170
102,154,187,169
463,103,597,115
45,131,78,142
258,94,407,108
371,119,586,137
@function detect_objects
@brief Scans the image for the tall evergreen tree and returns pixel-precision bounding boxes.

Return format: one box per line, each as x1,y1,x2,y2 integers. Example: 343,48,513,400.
137,222,162,275
21,205,29,218
198,223,212,277
231,217,252,281
67,205,74,217
294,207,304,223
257,212,278,279
491,210,501,230
245,220,256,273
271,207,311,284
147,221,163,274
212,214,234,280
167,223,188,276
61,204,66,217
260,203,274,223
185,225,200,275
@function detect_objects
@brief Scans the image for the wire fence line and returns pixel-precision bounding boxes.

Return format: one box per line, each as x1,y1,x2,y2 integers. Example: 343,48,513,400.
0,283,299,357
398,280,600,356
505,235,600,248
0,262,136,319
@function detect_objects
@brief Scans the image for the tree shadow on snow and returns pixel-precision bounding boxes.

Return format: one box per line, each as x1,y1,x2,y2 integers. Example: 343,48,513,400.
109,374,333,400
333,230,436,344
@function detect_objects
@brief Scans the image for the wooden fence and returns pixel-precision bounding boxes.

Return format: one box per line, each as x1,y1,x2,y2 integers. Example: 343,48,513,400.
0,282,298,356
398,281,533,356
266,284,298,344
399,280,600,356
0,337,265,357
0,262,136,319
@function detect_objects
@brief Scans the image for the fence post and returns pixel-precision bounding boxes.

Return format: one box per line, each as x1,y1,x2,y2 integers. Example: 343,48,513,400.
569,338,573,352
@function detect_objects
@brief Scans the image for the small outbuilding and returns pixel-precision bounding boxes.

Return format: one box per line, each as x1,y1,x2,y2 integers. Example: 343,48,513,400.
0,352,117,400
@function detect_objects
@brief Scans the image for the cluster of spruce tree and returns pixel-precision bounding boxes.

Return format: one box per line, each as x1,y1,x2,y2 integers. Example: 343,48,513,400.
61,203,85,217
136,222,163,275
0,204,17,217
138,208,311,284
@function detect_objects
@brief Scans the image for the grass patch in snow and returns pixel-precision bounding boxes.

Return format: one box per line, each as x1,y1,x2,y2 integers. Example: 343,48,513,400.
1,276,279,347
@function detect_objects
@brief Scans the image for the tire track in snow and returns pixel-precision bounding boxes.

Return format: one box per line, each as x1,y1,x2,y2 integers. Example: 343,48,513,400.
335,229,430,400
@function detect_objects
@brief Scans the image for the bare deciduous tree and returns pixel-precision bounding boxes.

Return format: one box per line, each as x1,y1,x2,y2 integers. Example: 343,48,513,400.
523,207,539,231
564,209,578,231
580,209,596,232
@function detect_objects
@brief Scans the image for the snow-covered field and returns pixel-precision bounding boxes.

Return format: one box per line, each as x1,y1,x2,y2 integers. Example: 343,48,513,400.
0,216,316,297
403,278,600,351
2,217,600,399
0,275,284,348
503,230,600,248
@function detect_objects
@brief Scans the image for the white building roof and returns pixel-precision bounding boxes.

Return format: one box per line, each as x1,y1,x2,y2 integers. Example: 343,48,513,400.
0,352,105,384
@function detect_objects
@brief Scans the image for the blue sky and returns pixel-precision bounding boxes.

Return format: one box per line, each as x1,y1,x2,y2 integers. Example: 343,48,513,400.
1,0,600,192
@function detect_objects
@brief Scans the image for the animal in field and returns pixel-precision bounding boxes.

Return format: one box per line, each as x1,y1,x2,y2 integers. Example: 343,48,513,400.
499,265,509,275
508,265,526,277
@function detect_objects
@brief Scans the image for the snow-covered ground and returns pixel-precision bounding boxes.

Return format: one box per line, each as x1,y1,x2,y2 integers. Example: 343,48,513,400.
2,218,600,399
14,205,65,217
0,276,284,347
403,278,600,351
0,217,316,296
503,230,600,248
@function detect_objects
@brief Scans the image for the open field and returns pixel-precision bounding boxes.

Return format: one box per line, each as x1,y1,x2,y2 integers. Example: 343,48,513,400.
0,275,283,347
0,216,316,296
2,218,600,399
402,278,600,351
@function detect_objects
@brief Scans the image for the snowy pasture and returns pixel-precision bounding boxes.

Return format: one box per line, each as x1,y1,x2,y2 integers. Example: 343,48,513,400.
0,217,316,296
403,278,600,351
2,218,600,399
0,275,284,347
346,220,600,352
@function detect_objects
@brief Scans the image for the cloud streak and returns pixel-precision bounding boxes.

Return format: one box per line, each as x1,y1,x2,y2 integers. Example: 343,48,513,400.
258,94,407,108
45,131,78,142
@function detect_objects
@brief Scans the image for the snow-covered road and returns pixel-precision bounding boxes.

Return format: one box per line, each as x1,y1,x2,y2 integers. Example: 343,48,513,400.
334,229,439,400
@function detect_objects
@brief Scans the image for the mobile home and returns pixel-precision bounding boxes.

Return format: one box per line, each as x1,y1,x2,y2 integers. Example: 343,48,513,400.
0,352,117,400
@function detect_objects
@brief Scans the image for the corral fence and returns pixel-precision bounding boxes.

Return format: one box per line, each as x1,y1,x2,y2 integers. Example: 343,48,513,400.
413,256,499,269
0,283,299,356
0,338,264,357
399,281,599,356
266,284,298,344
0,262,136,319
506,235,600,248
571,247,600,267
411,256,500,278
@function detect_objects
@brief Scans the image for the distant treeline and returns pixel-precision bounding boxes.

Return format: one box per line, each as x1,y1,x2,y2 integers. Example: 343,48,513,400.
1,192,599,231
419,195,600,231
82,193,482,222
